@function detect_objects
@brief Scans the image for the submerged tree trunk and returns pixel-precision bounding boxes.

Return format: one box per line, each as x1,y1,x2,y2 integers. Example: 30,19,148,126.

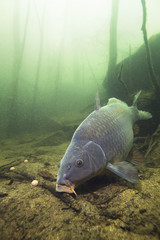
7,0,30,137
103,0,119,94
53,40,64,112
141,0,160,99
53,1,69,113
31,1,47,127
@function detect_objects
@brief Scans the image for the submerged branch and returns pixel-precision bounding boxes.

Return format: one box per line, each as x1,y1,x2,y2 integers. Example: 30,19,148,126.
141,0,160,99
118,63,129,99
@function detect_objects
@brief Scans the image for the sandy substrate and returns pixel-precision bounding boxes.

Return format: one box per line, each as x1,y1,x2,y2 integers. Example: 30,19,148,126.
0,133,160,240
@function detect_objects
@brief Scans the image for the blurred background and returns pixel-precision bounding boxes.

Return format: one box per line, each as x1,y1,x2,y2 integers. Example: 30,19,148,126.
0,0,159,137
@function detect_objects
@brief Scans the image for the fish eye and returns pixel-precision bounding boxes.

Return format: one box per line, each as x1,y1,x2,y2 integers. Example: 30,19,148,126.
75,159,84,168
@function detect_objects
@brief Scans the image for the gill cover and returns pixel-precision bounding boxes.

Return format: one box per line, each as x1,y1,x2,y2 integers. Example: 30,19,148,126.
82,141,106,174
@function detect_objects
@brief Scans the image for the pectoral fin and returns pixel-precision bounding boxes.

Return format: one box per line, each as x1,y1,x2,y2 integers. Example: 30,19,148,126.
107,161,138,183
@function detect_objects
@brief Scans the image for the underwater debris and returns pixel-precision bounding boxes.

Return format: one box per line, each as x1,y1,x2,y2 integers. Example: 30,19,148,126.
31,180,38,187
10,167,15,171
38,171,55,181
0,192,8,197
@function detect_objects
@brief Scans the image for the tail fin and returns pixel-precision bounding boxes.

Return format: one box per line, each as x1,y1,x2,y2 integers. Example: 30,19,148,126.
138,110,152,120
132,91,152,120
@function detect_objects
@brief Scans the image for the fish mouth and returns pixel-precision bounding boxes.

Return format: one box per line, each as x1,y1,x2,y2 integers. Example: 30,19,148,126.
56,183,77,196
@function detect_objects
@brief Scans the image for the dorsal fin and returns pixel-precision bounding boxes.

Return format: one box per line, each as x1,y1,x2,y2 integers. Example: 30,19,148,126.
132,90,141,107
95,91,101,110
107,97,127,106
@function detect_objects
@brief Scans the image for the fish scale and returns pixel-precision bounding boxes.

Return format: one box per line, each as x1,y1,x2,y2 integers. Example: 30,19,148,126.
56,91,152,195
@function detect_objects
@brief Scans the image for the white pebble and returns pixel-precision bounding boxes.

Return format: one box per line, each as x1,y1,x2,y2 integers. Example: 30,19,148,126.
31,180,38,187
10,167,15,171
24,159,28,163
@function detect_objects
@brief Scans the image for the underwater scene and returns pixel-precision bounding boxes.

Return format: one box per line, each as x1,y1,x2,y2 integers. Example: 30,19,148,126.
0,0,160,239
